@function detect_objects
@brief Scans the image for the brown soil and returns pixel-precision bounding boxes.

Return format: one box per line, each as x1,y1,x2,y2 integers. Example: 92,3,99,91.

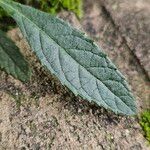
0,0,150,149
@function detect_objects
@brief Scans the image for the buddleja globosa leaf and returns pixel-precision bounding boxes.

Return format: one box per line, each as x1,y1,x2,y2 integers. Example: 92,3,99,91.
0,0,136,115
0,29,31,82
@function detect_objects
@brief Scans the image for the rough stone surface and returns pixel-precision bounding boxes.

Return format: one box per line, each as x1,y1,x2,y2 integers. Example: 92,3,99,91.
0,90,148,150
0,0,150,149
102,0,150,79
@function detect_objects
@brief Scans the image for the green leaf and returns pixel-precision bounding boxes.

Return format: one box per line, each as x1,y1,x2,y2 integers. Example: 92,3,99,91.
0,0,136,115
0,29,31,82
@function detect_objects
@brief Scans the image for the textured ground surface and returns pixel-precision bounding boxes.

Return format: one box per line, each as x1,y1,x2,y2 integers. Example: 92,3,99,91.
102,0,150,79
0,0,150,149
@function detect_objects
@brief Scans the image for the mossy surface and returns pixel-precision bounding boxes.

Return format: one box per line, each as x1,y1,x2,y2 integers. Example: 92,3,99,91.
0,0,83,18
41,0,83,19
140,110,150,143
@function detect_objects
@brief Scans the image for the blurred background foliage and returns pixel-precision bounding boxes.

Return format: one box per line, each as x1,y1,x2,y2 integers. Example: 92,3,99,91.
0,0,83,30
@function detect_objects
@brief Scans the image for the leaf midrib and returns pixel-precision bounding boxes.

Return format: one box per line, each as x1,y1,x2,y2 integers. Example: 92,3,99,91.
0,0,134,113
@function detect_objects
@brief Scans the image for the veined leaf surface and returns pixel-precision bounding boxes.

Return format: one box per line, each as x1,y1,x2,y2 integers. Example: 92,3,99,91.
0,0,136,115
0,29,31,82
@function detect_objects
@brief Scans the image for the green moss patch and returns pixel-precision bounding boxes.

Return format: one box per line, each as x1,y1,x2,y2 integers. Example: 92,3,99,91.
0,0,83,19
41,0,83,19
140,110,150,143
